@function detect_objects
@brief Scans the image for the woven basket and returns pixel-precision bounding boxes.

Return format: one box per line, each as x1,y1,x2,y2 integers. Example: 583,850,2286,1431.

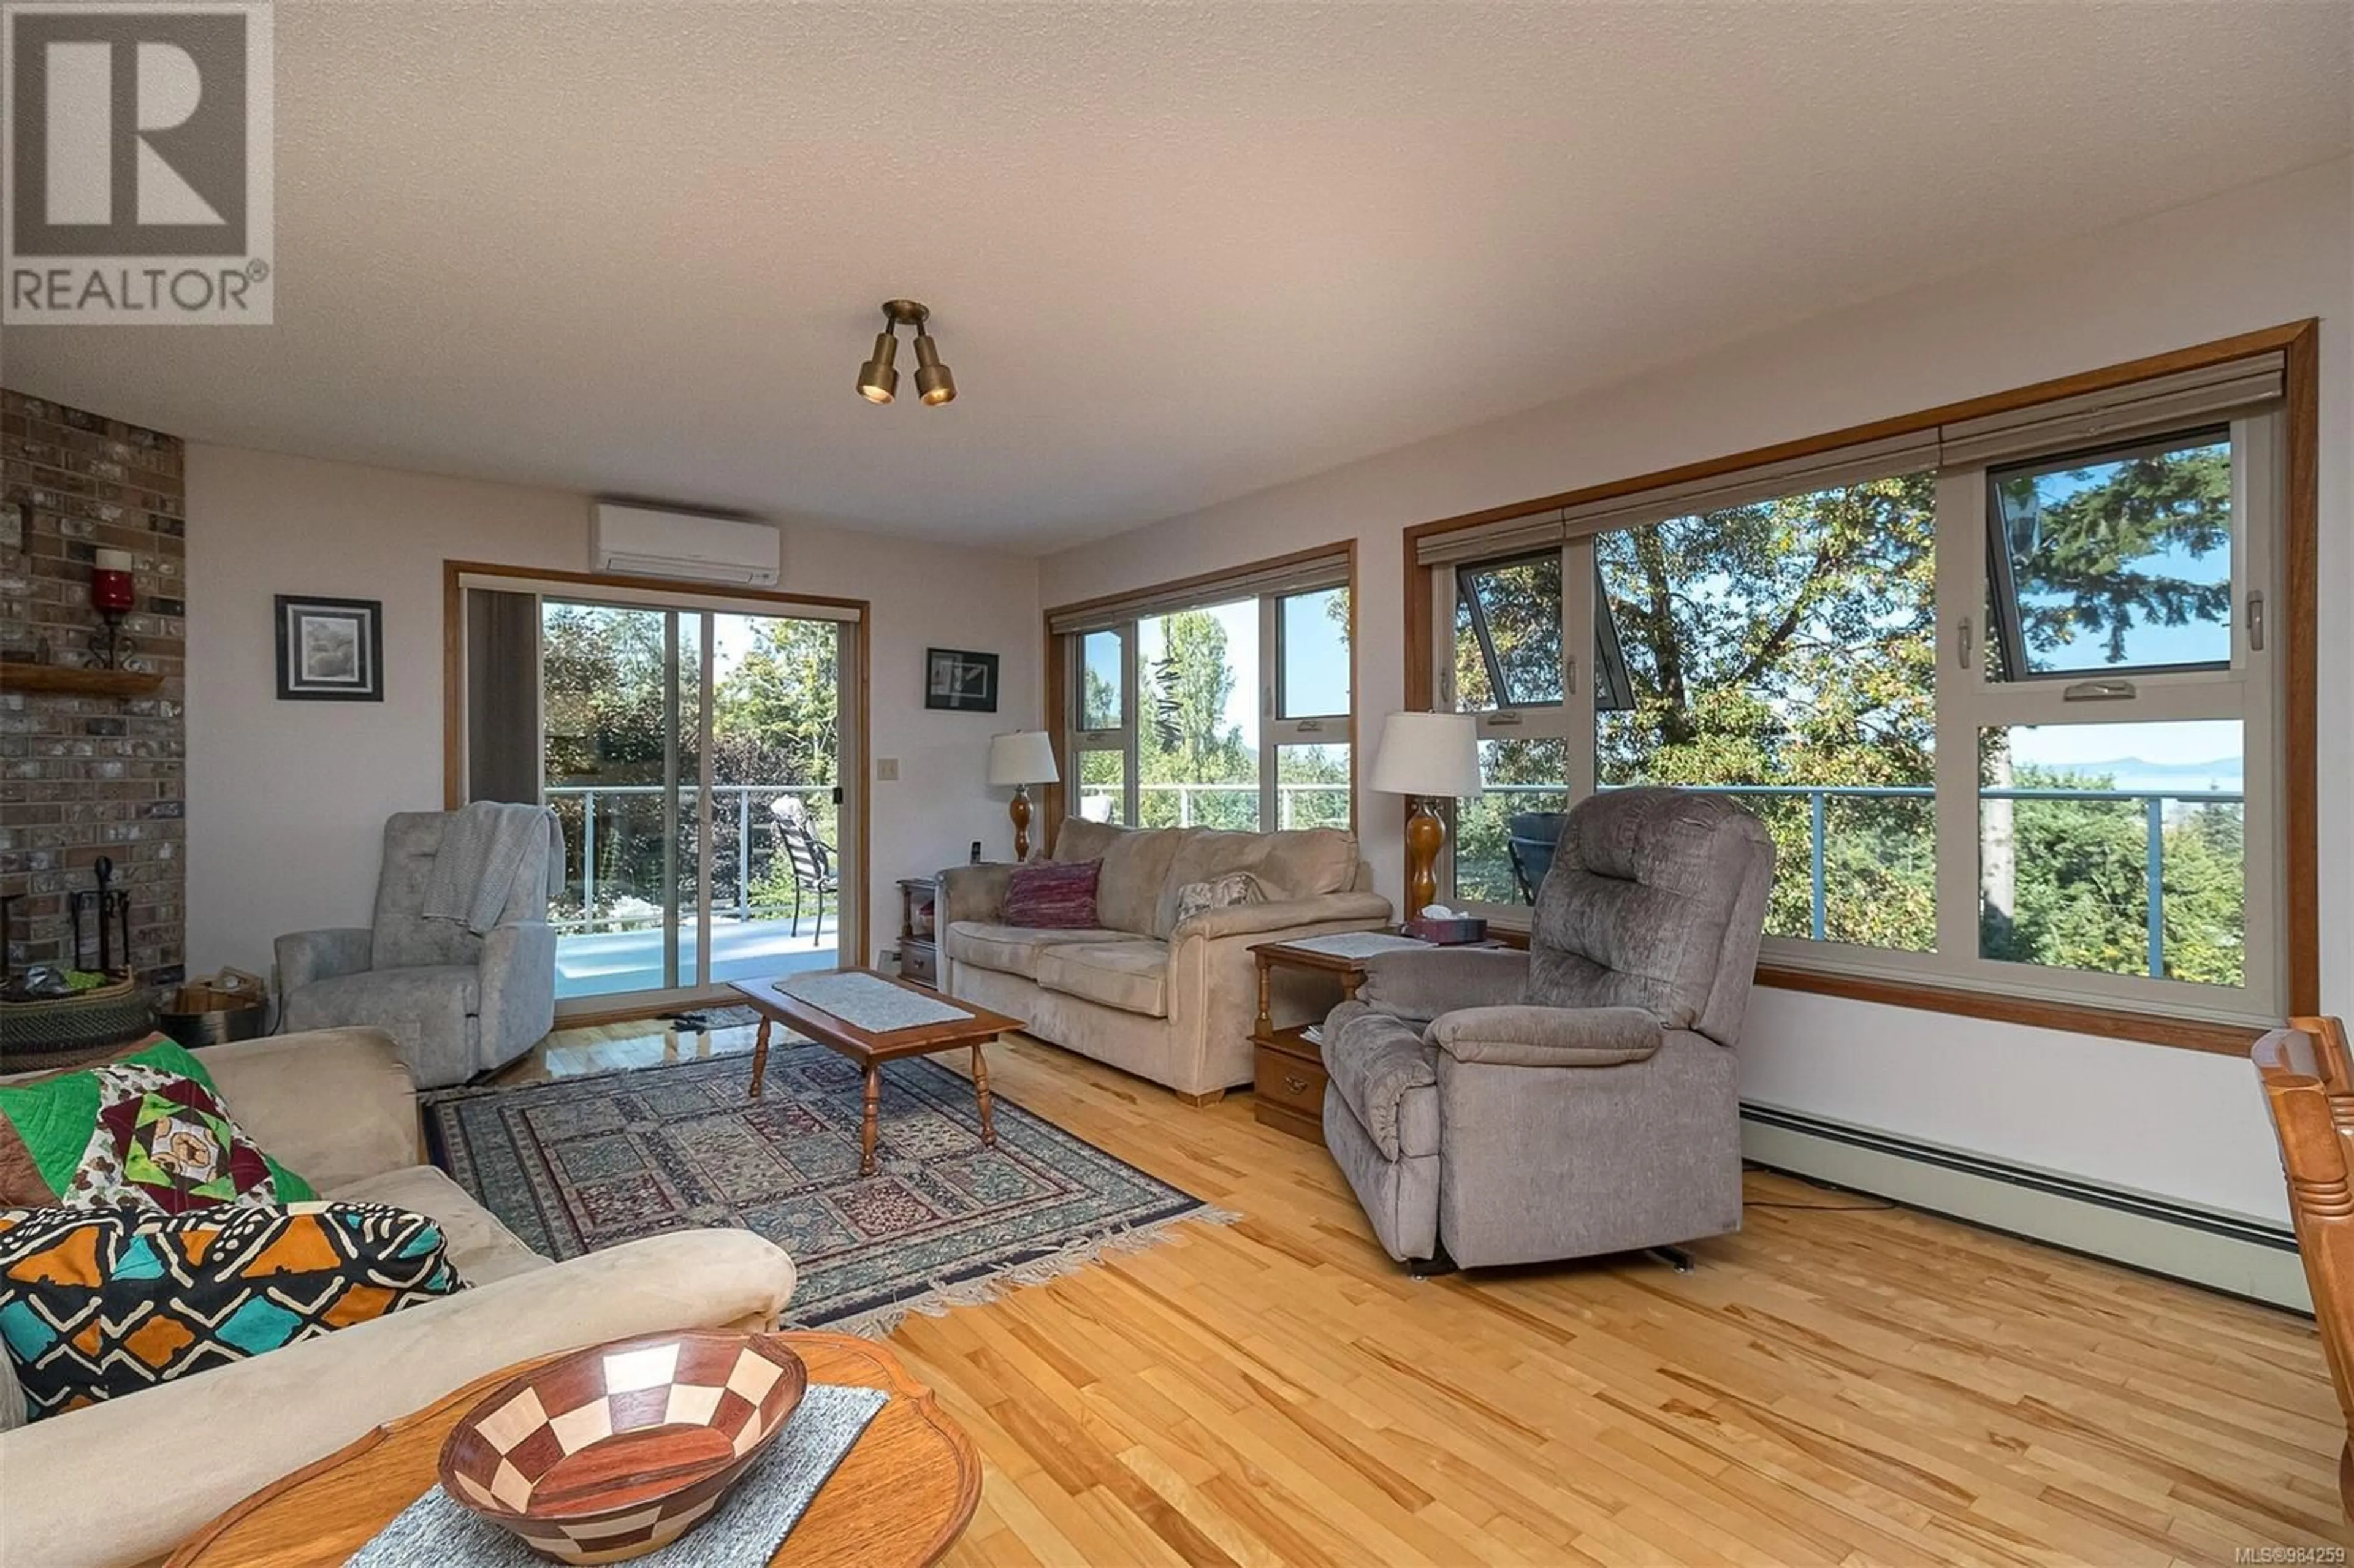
0,975,157,1071
157,969,270,1049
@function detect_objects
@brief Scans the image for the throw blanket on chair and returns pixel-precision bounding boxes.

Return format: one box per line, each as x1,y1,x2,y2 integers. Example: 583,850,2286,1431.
422,802,555,934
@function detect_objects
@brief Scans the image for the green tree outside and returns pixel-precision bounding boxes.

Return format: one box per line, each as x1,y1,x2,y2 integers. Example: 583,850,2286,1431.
541,607,838,934
1137,610,1256,829
1451,446,2244,987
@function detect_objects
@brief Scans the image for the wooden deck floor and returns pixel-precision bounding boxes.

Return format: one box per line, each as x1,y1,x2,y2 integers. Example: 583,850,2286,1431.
525,1016,2349,1566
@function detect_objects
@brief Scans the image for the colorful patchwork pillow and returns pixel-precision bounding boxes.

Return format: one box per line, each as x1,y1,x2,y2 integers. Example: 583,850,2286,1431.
0,1201,464,1418
1174,872,1267,926
0,1037,314,1214
1002,858,1102,929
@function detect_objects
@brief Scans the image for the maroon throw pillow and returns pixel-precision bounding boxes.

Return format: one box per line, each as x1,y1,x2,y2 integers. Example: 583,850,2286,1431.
1002,860,1101,929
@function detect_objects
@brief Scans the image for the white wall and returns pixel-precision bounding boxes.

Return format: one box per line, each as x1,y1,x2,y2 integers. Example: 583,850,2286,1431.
184,447,1040,983
1039,157,2354,1227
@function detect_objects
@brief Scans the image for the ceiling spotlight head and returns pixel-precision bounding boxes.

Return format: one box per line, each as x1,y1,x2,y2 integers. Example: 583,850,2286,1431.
855,330,898,403
913,330,956,406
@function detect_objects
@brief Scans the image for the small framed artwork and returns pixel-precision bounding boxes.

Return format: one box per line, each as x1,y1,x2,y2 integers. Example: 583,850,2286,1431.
275,595,383,701
925,647,999,712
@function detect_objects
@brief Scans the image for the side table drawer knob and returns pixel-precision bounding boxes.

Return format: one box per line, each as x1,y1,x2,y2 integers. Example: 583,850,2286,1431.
1284,1073,1309,1094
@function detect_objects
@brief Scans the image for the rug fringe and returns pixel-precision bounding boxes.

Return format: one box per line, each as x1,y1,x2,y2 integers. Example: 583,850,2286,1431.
820,1205,1241,1339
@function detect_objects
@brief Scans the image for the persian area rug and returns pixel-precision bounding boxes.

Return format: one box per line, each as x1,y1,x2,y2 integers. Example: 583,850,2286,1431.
420,1047,1232,1334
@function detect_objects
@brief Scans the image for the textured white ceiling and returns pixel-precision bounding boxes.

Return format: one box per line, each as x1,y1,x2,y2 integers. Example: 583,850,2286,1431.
6,1,2347,550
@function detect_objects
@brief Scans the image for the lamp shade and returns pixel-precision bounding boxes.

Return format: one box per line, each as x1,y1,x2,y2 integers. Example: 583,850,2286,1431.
988,730,1061,787
1368,711,1481,799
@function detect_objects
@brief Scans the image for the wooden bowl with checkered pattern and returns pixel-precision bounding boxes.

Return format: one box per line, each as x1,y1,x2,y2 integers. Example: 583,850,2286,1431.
436,1328,809,1564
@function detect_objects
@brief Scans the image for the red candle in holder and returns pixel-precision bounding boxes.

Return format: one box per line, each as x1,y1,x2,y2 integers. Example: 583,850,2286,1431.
90,549,135,668
91,549,135,612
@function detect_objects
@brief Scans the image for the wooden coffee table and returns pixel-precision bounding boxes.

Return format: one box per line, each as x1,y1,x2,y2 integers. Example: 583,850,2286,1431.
730,970,1022,1177
164,1331,981,1567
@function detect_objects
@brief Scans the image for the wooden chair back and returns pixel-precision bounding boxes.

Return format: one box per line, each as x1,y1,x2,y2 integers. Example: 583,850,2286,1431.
2253,1014,2354,1519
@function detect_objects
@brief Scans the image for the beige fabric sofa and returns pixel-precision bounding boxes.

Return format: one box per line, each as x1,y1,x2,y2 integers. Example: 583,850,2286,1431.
939,819,1392,1098
0,1028,798,1568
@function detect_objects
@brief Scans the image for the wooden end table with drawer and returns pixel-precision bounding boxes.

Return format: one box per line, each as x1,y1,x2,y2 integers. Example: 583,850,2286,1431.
897,875,940,989
1249,933,1514,1144
1247,937,1390,1145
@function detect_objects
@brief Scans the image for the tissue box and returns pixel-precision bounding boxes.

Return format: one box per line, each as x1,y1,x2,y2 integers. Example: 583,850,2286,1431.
1404,916,1488,946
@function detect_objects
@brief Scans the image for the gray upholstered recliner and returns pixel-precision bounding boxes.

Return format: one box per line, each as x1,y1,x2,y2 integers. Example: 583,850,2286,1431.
276,810,559,1088
1322,787,1775,1272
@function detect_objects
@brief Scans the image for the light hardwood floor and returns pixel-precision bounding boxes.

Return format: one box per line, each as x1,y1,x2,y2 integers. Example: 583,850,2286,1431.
519,1016,2350,1566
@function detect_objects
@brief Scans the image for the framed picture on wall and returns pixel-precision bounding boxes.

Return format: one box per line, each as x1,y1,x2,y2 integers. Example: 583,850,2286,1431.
925,647,999,712
275,595,383,701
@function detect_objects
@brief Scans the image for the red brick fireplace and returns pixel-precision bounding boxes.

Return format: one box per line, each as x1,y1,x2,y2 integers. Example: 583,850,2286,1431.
0,389,188,988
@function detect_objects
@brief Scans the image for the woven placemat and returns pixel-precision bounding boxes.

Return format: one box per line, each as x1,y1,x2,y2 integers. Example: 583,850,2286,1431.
345,1383,888,1567
779,971,972,1031
1281,931,1428,959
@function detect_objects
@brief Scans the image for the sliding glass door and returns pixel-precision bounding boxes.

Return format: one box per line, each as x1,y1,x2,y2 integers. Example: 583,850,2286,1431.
701,611,842,991
463,579,856,1012
539,601,698,999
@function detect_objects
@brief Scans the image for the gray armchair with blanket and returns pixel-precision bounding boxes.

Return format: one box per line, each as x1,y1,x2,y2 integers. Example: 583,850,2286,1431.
276,807,561,1089
1321,788,1775,1272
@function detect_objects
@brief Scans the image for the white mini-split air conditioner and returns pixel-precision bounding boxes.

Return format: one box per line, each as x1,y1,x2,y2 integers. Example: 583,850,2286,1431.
590,502,781,586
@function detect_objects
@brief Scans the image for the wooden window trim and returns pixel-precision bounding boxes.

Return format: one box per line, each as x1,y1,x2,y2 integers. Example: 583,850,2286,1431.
1751,965,2264,1056
1401,320,2322,1052
1040,540,1360,856
440,558,875,975
1467,927,2258,1054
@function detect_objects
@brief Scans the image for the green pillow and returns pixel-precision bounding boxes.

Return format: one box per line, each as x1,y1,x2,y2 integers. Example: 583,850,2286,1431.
0,1036,314,1214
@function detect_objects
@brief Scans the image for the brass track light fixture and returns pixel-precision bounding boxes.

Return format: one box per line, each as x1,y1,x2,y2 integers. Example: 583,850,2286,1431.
855,329,898,403
856,300,956,408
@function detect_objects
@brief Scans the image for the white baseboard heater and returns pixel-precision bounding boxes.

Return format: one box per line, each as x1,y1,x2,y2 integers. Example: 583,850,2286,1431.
1740,1103,2308,1312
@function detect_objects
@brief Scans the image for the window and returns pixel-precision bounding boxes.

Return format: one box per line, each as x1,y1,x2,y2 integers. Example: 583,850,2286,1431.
1278,588,1350,717
1056,552,1355,838
1977,720,2246,987
1457,552,1565,708
1447,552,1644,902
1986,432,2234,682
1418,346,2291,1024
1080,630,1125,728
1948,419,2272,1011
1075,628,1132,822
1138,601,1261,829
1271,587,1351,829
1598,474,1940,951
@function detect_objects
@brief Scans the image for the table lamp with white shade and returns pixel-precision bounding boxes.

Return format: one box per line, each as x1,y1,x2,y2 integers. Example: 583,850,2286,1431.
1368,711,1482,916
988,730,1061,862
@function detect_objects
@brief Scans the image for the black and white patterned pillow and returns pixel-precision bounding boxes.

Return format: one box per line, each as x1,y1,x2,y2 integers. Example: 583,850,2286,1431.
1174,872,1267,925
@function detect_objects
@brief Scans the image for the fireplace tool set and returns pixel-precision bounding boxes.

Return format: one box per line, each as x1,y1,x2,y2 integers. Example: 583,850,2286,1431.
1,857,134,1003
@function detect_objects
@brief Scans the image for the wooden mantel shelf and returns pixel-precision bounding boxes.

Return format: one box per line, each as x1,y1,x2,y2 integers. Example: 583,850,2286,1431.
0,661,164,697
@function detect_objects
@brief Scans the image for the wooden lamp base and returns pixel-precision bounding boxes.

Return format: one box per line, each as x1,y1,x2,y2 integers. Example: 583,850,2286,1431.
1404,798,1445,916
1009,785,1033,862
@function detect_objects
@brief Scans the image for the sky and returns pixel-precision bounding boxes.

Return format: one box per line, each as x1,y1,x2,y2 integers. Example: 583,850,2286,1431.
2007,719,2242,788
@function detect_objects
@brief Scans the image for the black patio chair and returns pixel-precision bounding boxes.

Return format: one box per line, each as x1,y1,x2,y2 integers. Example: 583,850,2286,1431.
1506,810,1569,904
768,797,840,940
